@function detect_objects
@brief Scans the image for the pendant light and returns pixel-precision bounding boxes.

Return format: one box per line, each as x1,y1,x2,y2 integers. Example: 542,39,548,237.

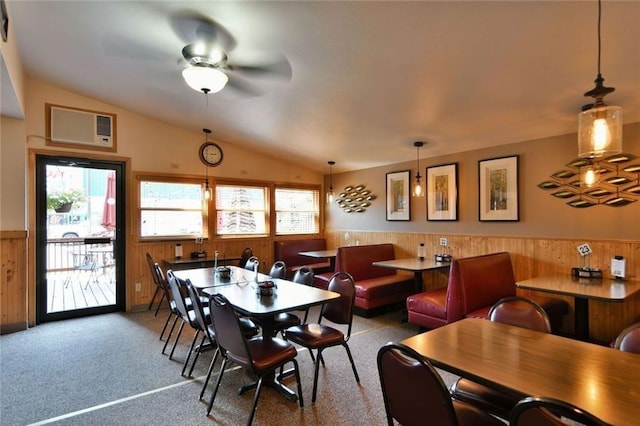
413,142,424,197
203,129,212,200
326,161,335,204
578,0,622,159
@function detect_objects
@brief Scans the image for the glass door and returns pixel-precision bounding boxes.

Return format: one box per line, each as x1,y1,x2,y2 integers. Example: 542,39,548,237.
35,155,125,322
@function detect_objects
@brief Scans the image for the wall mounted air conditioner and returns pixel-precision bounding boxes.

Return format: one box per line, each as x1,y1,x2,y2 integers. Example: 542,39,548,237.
46,104,117,151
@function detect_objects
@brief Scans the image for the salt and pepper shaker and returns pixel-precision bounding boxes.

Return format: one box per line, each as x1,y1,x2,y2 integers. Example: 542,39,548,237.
174,243,183,259
417,243,426,260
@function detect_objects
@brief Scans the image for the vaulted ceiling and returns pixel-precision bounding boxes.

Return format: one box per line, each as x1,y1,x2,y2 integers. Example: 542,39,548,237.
5,1,640,172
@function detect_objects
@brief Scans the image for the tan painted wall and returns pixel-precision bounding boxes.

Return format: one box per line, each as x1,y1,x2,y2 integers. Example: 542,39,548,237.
1,116,27,229
325,122,640,240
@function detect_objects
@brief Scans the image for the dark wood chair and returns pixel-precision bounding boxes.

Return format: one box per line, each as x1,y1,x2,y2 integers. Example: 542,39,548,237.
283,271,360,403
510,396,607,426
292,266,315,323
614,321,640,354
145,252,166,314
377,342,504,426
238,247,253,269
450,296,552,419
205,293,303,425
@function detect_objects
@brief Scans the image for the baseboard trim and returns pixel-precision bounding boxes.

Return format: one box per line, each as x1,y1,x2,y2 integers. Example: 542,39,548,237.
0,322,28,335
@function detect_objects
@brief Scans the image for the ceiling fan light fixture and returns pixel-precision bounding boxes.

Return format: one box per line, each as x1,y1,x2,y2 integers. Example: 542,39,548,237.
182,65,228,94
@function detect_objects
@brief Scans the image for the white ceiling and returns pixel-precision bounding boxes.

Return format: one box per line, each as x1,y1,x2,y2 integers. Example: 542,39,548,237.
5,1,640,173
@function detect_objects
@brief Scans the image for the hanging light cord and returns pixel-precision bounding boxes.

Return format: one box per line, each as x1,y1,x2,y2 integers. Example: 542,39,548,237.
596,0,602,77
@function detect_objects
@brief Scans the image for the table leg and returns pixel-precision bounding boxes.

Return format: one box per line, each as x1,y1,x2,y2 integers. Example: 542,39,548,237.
413,271,424,293
574,297,589,341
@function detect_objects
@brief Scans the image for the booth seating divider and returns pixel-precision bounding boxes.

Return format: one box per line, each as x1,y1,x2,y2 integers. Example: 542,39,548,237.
315,244,414,317
274,239,332,280
406,252,568,332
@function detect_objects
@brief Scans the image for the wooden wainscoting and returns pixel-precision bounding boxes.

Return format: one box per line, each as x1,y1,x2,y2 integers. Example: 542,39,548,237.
1,231,28,334
325,230,640,343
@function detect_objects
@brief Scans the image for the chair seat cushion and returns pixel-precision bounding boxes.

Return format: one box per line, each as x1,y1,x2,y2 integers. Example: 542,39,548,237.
284,324,344,349
245,337,297,372
354,275,413,300
406,288,448,319
451,378,524,419
253,313,301,331
452,399,506,426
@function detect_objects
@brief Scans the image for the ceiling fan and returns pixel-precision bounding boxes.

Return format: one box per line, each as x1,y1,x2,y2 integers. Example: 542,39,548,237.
173,11,292,96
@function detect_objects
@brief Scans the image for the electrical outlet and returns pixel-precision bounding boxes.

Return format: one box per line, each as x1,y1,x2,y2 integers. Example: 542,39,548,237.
135,283,142,292
440,237,447,247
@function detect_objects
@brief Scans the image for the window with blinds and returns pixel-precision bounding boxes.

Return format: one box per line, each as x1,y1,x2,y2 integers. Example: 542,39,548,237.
275,187,319,235
215,184,268,235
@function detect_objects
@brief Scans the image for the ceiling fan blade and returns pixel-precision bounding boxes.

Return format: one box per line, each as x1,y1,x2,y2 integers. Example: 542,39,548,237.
228,55,292,81
170,10,236,51
225,74,262,97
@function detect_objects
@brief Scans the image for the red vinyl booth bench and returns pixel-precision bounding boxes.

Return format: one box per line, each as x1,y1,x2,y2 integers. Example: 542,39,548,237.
406,252,568,331
273,238,332,280
315,243,414,317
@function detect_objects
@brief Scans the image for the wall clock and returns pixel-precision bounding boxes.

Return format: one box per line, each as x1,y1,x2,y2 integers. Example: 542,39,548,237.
199,142,224,167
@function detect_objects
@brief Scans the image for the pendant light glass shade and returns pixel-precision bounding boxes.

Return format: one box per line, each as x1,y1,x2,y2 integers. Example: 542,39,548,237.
580,162,600,188
578,105,622,158
182,66,228,94
326,161,335,204
577,0,622,159
413,141,424,198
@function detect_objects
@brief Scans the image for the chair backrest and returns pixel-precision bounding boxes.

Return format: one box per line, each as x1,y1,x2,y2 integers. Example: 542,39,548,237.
489,296,552,333
510,397,607,426
145,252,163,287
322,272,356,328
614,322,640,354
244,256,259,271
185,279,210,335
292,266,314,287
166,270,191,320
377,342,459,426
208,293,252,370
238,247,253,268
269,260,286,279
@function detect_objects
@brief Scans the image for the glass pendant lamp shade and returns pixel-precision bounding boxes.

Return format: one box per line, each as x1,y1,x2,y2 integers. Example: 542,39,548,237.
413,141,424,197
578,105,622,158
182,66,228,94
326,161,335,204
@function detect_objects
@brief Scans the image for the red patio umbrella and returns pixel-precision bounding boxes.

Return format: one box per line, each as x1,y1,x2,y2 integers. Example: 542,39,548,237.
101,171,116,231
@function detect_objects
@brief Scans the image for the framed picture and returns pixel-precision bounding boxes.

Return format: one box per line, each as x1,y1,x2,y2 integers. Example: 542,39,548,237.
478,155,519,221
427,163,458,221
386,170,411,221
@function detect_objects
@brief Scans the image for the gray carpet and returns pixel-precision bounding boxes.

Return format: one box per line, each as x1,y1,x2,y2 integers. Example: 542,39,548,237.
0,306,459,425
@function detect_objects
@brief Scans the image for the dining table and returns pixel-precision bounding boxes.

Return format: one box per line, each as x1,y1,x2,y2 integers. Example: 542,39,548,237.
162,255,241,271
192,267,340,401
401,318,639,425
372,257,451,293
516,273,640,341
298,248,338,271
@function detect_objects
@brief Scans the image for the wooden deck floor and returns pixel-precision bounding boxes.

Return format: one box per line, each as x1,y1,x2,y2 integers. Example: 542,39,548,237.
47,267,116,313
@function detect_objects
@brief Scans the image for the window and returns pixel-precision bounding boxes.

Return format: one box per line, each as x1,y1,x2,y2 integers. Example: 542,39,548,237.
137,176,206,239
215,184,268,235
275,187,320,235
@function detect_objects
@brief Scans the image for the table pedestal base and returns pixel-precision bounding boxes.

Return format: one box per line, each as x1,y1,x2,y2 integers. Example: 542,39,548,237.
238,370,298,402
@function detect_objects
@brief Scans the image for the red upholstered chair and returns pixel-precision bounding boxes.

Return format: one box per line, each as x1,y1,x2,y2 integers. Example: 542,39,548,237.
237,247,253,268
510,397,607,426
377,343,504,426
614,322,640,354
284,272,360,403
205,293,303,424
450,296,552,419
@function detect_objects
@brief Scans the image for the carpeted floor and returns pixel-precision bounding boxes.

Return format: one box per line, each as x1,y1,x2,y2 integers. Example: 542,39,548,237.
0,306,459,425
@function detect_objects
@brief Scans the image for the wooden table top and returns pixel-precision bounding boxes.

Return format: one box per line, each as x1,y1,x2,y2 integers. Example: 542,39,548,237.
401,318,640,425
202,278,340,318
298,249,337,259
372,257,450,272
517,273,640,301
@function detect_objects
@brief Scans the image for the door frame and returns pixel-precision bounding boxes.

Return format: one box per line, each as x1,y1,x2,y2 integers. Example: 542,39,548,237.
34,152,127,323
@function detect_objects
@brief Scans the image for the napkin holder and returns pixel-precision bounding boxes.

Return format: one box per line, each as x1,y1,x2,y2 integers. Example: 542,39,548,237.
216,266,232,281
191,250,207,259
434,254,452,263
571,267,602,279
256,280,277,297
